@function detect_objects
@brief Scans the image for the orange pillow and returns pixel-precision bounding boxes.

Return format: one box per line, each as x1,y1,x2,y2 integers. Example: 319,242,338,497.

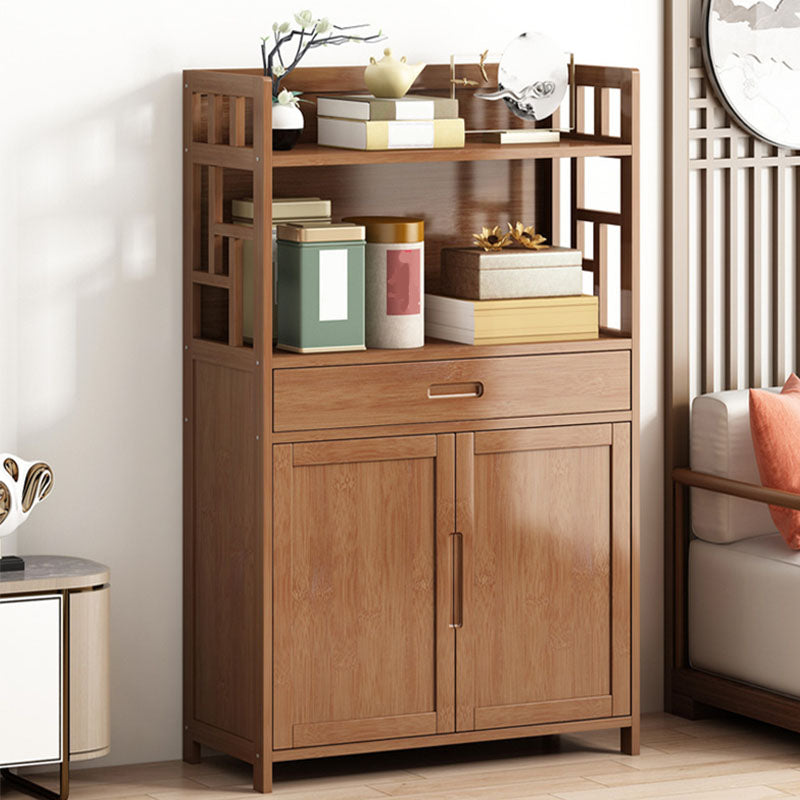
750,374,800,549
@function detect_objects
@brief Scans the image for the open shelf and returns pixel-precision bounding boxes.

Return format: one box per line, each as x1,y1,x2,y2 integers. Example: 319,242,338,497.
271,333,632,369
272,138,633,168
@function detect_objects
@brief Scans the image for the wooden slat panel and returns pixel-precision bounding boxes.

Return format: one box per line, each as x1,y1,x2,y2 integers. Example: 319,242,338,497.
474,424,612,455
208,166,223,274
772,165,787,384
190,143,256,170
293,713,438,748
272,444,293,750
725,162,740,389
435,435,456,734
597,224,610,328
749,164,764,387
455,433,475,733
208,94,223,144
228,238,243,347
213,222,254,240
192,272,229,289
701,168,716,393
474,696,612,730
229,96,246,147
578,209,623,226
596,88,611,138
292,436,437,467
612,423,631,716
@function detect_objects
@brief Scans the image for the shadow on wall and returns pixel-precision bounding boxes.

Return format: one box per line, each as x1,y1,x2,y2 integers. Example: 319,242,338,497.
12,74,183,766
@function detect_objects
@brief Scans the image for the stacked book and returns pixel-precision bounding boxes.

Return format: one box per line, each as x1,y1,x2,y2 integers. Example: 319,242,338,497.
316,95,465,151
426,246,597,345
232,196,332,341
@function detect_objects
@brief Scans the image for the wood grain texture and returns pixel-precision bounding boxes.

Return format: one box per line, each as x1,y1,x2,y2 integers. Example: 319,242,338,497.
461,427,615,731
69,586,110,760
191,360,258,741
474,696,613,730
293,436,437,467
272,436,448,749
273,352,631,432
182,63,640,790
272,335,632,369
293,713,438,748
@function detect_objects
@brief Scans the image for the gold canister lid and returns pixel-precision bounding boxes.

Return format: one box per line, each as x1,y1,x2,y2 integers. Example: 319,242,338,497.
342,216,424,244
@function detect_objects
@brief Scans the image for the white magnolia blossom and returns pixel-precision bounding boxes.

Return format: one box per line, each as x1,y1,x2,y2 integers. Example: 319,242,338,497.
276,89,298,106
294,9,314,29
271,64,286,77
315,17,331,34
278,21,290,34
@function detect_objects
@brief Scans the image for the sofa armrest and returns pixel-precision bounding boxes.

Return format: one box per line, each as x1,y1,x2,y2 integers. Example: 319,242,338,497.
673,467,800,512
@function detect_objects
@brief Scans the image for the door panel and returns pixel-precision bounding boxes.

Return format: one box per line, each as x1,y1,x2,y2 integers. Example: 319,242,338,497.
273,434,455,749
456,424,631,731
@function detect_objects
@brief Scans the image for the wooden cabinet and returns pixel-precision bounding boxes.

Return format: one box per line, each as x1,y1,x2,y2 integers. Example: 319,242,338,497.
272,435,455,748
455,425,631,731
272,424,632,748
182,61,639,792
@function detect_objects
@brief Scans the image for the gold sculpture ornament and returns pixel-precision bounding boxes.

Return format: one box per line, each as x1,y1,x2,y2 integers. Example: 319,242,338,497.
509,221,548,249
0,455,54,553
473,226,512,251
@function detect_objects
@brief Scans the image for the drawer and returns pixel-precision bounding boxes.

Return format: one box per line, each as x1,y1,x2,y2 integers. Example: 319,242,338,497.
273,351,630,432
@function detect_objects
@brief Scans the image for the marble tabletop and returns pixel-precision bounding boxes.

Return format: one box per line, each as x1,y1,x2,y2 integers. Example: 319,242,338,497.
0,555,110,595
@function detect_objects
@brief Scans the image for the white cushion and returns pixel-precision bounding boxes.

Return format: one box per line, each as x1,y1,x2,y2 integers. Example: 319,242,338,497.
691,388,779,543
690,535,800,698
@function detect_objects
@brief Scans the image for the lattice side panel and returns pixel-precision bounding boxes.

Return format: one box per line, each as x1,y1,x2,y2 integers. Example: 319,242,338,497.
687,38,800,396
188,89,257,347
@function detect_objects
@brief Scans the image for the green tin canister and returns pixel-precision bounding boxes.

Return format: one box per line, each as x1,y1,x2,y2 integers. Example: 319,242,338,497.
276,222,366,353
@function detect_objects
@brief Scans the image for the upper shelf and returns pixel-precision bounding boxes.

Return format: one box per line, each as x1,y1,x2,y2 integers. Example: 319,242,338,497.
271,138,633,168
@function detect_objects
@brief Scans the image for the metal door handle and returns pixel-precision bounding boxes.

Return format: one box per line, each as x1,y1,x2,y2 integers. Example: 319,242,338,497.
450,532,463,629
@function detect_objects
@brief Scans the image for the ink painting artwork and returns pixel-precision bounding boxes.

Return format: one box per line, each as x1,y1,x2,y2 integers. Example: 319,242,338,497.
703,0,800,149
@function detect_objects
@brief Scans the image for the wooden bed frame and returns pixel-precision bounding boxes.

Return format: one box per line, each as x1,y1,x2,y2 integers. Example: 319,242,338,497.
665,0,800,727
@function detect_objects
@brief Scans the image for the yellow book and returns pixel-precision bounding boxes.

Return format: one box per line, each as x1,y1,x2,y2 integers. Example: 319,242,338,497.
425,294,599,345
317,117,465,150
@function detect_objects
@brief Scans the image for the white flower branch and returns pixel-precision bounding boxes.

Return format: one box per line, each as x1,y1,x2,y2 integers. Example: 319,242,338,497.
261,12,385,97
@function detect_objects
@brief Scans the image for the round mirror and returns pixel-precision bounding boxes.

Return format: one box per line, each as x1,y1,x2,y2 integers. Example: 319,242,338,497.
703,0,800,150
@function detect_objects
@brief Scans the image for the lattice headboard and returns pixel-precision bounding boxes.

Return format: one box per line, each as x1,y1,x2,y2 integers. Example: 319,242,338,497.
665,0,800,707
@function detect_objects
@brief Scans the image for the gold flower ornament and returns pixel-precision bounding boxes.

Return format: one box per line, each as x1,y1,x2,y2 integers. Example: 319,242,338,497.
473,226,512,252
509,221,548,250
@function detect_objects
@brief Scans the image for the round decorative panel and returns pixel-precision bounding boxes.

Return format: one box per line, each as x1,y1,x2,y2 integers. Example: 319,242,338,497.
703,0,800,150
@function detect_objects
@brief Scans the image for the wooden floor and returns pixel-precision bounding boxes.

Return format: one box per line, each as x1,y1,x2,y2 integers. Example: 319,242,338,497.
7,713,800,800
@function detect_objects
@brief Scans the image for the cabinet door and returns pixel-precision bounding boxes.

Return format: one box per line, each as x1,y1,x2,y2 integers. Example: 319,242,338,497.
455,424,631,732
0,595,62,767
273,434,455,749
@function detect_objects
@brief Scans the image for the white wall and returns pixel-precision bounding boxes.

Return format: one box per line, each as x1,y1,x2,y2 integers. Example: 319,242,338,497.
0,0,663,766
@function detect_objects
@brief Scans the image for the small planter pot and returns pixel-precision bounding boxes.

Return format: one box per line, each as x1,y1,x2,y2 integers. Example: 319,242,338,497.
272,101,304,151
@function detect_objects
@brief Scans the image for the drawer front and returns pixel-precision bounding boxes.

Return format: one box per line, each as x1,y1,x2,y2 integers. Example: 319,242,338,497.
273,351,630,432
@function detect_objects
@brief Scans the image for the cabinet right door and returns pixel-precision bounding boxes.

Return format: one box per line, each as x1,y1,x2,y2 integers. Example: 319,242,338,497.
455,424,631,732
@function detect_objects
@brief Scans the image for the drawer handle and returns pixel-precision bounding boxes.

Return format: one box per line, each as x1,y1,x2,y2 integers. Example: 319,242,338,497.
428,382,484,400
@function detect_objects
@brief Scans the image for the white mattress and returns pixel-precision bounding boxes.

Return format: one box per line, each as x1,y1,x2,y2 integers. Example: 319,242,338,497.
691,388,778,543
690,535,800,698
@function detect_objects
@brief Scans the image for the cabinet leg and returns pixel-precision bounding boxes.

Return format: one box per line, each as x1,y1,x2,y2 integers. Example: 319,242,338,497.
253,757,272,794
620,722,640,756
669,693,713,721
182,734,202,764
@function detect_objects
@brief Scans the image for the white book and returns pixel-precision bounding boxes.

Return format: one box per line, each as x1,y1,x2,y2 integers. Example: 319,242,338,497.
317,117,465,151
316,94,458,121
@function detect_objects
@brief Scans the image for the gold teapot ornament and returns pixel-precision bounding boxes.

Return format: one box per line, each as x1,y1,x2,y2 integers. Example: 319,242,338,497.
364,48,425,98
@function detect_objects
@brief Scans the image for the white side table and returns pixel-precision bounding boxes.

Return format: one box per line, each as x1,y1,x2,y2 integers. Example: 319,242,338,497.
0,557,110,800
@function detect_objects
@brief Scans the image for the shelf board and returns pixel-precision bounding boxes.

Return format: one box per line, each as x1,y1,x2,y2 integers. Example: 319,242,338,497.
272,333,632,369
272,138,633,168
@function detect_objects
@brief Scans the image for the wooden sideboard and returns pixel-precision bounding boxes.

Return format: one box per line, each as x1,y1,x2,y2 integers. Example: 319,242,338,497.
182,62,640,793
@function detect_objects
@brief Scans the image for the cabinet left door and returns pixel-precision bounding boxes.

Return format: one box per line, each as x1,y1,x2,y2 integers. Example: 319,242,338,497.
273,434,455,750
0,595,62,767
